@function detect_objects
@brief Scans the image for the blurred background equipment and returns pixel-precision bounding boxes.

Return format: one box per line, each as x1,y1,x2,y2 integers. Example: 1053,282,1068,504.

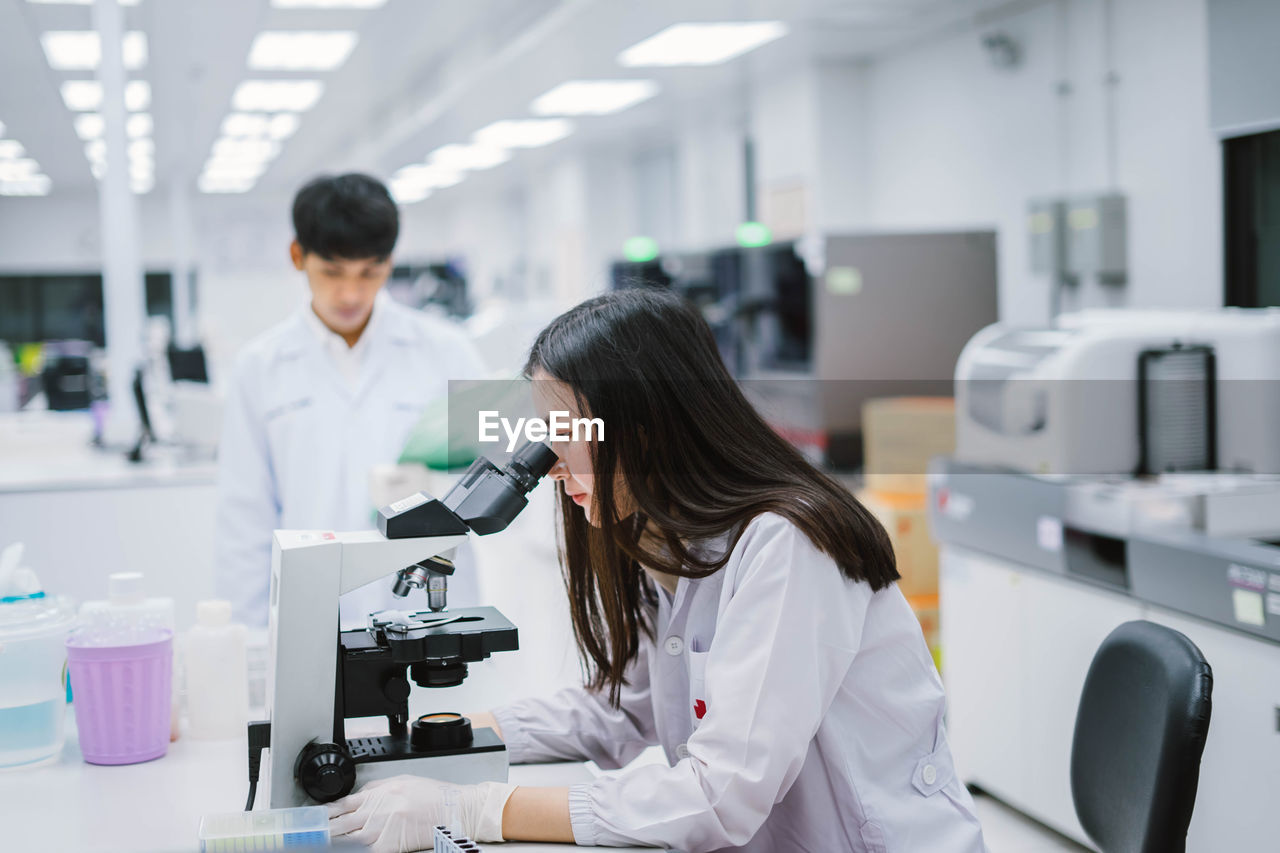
933,306,1280,852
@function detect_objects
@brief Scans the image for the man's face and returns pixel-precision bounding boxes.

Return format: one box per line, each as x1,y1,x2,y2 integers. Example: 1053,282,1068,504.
291,240,392,339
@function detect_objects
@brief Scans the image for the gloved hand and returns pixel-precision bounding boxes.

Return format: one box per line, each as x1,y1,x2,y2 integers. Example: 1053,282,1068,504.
327,775,517,852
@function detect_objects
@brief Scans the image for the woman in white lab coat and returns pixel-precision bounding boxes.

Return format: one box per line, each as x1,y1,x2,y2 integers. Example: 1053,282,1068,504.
328,288,988,852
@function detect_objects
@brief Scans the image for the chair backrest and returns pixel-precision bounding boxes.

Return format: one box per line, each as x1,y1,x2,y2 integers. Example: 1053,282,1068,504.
1070,620,1213,853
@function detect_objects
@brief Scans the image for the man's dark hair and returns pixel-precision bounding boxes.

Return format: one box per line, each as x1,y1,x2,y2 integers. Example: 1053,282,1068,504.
291,173,399,261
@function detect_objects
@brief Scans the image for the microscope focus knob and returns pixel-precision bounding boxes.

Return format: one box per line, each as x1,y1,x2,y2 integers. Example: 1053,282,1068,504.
383,675,412,704
295,742,356,803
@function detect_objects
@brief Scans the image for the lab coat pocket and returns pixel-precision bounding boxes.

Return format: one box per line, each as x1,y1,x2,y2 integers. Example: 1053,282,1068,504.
687,648,710,730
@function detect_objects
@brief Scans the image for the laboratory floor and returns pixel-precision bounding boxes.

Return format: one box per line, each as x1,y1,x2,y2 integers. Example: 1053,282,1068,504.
972,793,1090,852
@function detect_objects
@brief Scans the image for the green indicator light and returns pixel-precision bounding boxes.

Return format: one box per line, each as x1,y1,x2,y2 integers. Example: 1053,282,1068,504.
736,221,772,248
623,236,659,263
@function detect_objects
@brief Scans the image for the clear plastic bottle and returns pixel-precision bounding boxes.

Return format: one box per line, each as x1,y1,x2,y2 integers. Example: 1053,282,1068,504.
77,572,180,740
185,600,249,740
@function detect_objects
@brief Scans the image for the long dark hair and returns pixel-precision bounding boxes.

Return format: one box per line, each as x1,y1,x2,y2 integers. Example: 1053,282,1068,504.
525,288,898,704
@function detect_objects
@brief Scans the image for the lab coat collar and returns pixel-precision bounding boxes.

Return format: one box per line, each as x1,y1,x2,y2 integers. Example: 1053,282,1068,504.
294,290,397,403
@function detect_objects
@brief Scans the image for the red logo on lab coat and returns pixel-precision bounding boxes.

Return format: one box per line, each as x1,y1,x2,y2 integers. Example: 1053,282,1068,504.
693,700,707,719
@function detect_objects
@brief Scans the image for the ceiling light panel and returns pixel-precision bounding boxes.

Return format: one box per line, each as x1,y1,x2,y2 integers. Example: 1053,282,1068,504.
618,22,787,67
212,138,280,162
270,0,387,8
221,113,270,137
0,140,27,159
428,143,509,171
392,163,462,190
531,80,659,116
232,80,324,112
472,118,573,149
41,31,148,71
267,113,300,140
27,0,140,6
74,113,103,140
248,32,358,71
0,175,52,197
126,112,152,139
0,159,42,181
60,80,151,112
198,174,256,194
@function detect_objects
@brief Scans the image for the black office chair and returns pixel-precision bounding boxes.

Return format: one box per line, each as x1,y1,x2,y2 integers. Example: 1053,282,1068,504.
1070,620,1213,853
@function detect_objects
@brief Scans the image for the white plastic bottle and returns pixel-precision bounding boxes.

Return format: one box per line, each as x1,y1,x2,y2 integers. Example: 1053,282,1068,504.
186,600,249,740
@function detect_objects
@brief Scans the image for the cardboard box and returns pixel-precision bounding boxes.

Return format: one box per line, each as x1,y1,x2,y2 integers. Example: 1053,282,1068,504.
858,489,939,598
862,397,955,496
907,593,941,672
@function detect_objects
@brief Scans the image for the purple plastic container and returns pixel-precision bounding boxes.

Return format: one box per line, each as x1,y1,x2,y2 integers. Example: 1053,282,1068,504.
66,630,172,765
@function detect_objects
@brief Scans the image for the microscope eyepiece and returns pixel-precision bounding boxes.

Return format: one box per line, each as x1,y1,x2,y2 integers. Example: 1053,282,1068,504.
506,440,558,492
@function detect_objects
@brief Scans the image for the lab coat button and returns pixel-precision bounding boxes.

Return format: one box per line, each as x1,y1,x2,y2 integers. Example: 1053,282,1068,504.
664,636,685,656
675,743,690,760
922,764,937,786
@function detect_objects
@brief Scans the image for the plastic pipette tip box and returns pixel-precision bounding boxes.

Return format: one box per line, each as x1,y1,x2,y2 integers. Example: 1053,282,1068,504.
198,806,329,851
434,825,482,852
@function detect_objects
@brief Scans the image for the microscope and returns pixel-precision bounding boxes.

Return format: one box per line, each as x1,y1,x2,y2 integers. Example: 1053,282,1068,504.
249,439,558,809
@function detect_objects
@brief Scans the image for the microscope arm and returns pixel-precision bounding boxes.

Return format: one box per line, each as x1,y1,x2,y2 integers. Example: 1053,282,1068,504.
336,530,467,596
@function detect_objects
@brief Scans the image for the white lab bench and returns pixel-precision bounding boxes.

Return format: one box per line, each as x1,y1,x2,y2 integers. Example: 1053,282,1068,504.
0,411,220,630
1,723,655,852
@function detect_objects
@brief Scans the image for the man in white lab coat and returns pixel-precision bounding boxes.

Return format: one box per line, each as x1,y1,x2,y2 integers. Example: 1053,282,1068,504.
214,173,486,627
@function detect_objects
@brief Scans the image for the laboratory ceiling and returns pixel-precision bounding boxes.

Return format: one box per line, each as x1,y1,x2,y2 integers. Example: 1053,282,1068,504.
0,0,1023,199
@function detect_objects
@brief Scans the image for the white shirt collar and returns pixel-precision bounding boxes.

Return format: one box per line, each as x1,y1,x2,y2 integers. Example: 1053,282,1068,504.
303,290,388,390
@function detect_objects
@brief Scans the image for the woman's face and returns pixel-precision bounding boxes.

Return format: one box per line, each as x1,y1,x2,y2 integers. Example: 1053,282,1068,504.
530,369,617,526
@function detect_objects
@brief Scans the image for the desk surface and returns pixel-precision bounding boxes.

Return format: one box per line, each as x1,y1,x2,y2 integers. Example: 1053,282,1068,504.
0,411,216,493
2,727,654,852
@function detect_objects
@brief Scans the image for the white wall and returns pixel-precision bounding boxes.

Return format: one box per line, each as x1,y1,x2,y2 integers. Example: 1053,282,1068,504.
864,0,1222,324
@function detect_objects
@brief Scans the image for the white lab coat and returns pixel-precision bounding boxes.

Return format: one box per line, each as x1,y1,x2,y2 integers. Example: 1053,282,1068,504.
214,293,486,628
493,513,988,852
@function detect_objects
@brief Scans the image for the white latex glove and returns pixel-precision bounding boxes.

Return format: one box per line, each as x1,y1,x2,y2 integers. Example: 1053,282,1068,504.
327,775,516,852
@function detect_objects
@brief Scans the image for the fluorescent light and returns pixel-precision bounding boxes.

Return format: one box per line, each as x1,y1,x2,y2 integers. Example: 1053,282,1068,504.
198,174,256,194
389,180,431,204
248,32,358,71
212,138,280,162
392,163,462,190
0,175,52,197
59,80,150,111
232,80,324,112
127,113,152,139
0,159,41,181
41,31,148,71
618,22,787,67
531,80,658,116
90,161,105,179
129,160,153,181
131,175,154,195
126,81,150,111
428,143,509,171
0,140,27,159
61,81,101,111
74,113,103,140
267,113,300,140
27,0,140,6
85,140,106,164
221,113,270,137
472,118,573,149
128,138,154,161
270,0,386,8
202,163,265,181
